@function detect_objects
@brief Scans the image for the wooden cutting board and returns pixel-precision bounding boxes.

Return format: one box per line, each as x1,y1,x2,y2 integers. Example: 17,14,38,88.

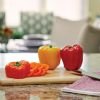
0,67,81,85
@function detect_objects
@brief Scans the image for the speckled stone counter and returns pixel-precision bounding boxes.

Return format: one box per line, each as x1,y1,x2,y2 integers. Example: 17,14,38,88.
0,53,100,100
0,84,100,100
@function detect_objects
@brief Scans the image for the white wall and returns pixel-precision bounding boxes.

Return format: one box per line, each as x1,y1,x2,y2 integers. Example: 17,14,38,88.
51,17,86,47
0,0,4,11
89,0,100,19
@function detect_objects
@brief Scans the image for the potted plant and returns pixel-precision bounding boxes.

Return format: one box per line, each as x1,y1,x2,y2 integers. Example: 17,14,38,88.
0,27,13,52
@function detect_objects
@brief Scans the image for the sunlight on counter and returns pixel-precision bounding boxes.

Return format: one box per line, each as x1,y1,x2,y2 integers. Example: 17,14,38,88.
0,53,88,71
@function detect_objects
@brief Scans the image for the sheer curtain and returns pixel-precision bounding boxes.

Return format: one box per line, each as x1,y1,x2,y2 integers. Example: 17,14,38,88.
4,0,43,26
46,0,89,21
4,0,88,26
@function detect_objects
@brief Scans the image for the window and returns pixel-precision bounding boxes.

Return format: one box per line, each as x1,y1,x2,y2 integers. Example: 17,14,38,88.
4,0,44,26
46,0,89,21
4,0,88,26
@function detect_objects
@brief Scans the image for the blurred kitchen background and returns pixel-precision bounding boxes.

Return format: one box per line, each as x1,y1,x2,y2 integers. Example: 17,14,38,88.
0,0,100,53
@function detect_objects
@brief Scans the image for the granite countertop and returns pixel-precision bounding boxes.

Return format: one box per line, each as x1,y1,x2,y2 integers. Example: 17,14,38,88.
0,84,100,100
0,53,100,99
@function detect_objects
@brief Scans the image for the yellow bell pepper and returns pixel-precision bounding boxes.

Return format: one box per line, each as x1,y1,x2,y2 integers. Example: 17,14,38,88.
38,45,61,70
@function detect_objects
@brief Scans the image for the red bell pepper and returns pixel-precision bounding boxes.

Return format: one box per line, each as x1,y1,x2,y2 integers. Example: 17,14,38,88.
5,60,30,79
60,44,83,71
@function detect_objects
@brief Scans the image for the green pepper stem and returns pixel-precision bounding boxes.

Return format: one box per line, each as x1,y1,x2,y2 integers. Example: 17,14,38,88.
15,62,21,67
49,45,53,48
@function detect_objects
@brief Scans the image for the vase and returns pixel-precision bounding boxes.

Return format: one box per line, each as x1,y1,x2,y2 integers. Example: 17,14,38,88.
0,36,9,53
0,42,8,53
